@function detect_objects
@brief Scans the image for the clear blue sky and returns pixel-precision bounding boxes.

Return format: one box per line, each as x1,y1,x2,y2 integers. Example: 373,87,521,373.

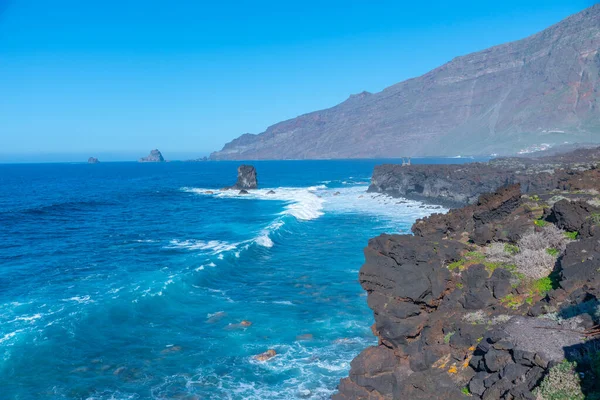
0,0,594,161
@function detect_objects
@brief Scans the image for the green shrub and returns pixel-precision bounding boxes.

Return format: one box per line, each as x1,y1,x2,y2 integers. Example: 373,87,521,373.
465,251,485,261
500,294,522,309
546,248,560,257
533,276,554,295
484,261,503,273
535,360,584,400
534,219,548,227
444,331,455,344
448,260,464,271
461,386,470,395
504,243,520,255
564,231,579,240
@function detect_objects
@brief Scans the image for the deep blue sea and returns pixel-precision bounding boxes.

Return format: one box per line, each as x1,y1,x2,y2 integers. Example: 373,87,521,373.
0,159,476,400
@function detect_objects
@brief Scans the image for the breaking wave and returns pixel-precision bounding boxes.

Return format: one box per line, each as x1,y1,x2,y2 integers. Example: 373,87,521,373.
181,187,325,221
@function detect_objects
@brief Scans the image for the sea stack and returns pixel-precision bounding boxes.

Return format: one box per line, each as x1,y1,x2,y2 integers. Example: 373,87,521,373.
229,165,258,190
87,157,99,164
139,149,165,163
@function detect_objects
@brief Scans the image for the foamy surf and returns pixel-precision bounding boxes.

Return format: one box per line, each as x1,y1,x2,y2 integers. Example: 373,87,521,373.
321,186,447,227
181,187,325,221
180,184,445,254
166,239,240,254
180,186,326,252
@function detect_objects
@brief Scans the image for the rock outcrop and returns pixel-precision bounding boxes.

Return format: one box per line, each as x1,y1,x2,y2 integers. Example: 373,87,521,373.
87,157,99,164
227,165,258,190
335,163,600,399
369,147,600,206
210,5,600,160
139,149,165,163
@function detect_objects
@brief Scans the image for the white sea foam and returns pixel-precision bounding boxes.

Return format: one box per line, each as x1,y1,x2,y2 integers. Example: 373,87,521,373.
62,295,93,304
255,233,274,248
180,182,444,260
167,239,239,254
181,187,324,221
321,186,447,227
0,330,22,344
307,184,327,191
7,314,42,323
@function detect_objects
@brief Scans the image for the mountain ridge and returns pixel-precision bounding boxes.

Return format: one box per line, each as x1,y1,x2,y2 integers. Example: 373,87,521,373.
211,4,600,160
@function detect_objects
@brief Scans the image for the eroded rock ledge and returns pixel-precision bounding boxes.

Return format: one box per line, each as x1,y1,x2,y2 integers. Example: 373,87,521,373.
335,165,600,399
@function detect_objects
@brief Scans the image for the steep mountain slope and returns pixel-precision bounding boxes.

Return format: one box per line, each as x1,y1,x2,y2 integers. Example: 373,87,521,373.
211,5,600,160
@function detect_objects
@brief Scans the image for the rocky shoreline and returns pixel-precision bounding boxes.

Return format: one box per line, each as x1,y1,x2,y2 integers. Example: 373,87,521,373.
336,149,600,399
368,147,600,207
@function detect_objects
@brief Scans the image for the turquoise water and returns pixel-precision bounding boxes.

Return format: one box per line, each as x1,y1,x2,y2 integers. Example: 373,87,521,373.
0,159,470,399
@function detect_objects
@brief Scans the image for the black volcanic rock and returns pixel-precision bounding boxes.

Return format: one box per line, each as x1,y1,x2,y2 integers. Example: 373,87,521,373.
335,164,600,399
139,149,165,163
87,157,99,164
228,165,258,190
211,5,600,160
546,199,600,238
369,147,600,206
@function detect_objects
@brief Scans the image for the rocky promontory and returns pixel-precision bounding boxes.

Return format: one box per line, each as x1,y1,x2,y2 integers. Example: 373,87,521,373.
139,149,165,163
336,153,600,399
87,157,99,164
369,147,600,207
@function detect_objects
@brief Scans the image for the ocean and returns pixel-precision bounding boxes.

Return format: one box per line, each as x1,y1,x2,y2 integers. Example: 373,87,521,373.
0,159,475,400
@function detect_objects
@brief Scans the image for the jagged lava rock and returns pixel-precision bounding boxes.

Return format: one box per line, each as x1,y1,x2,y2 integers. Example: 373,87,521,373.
545,199,600,238
139,149,165,163
335,171,600,399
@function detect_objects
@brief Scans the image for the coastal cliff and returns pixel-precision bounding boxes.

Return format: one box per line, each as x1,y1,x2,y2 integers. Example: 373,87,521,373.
336,156,600,399
369,147,600,207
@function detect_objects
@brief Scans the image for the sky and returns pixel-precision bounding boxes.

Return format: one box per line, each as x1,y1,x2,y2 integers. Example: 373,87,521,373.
0,0,595,162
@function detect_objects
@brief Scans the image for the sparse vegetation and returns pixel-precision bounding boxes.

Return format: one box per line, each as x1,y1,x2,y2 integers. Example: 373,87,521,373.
504,243,520,255
448,260,465,271
535,360,585,400
463,310,487,325
534,218,548,227
500,294,522,309
520,224,571,252
461,386,470,395
589,212,600,225
548,195,567,205
486,242,513,264
564,231,579,240
532,276,554,295
514,225,572,279
514,248,557,280
465,251,485,261
447,251,488,271
444,331,455,344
